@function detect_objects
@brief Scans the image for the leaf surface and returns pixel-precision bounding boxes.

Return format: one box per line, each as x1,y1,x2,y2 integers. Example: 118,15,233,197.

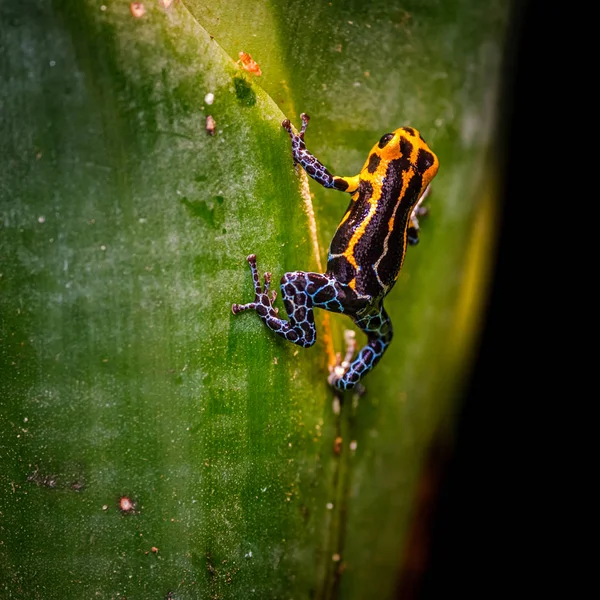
0,0,508,597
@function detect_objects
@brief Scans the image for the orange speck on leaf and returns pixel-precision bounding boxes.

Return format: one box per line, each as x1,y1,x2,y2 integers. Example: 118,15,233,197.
238,51,262,76
129,3,145,18
334,436,343,455
206,115,216,136
119,496,135,513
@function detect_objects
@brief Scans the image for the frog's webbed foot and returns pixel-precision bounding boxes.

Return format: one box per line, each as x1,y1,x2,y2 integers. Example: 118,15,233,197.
327,304,393,390
282,112,310,149
327,330,365,395
231,254,278,315
232,254,318,347
328,330,357,382
282,113,313,169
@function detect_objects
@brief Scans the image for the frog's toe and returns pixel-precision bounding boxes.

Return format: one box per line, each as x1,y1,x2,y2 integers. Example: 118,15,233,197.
263,271,272,294
327,330,358,388
327,369,344,387
342,330,357,366
232,301,256,315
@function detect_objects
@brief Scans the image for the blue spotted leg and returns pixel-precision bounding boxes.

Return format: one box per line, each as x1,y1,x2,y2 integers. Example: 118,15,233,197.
329,304,394,390
232,255,394,390
282,113,357,192
231,254,357,349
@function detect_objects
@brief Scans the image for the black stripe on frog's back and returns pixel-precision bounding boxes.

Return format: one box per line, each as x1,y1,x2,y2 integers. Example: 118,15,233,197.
372,164,423,290
353,149,423,296
326,180,374,283
326,130,437,298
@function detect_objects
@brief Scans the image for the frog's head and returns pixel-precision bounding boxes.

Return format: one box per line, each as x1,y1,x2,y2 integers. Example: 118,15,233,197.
366,126,439,190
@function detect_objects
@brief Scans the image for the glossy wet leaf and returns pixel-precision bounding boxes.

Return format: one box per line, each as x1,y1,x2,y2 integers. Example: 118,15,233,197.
1,0,509,598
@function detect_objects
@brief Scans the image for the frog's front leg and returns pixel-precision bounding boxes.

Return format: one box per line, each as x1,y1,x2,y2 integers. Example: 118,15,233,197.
282,113,359,193
232,254,353,348
328,304,393,390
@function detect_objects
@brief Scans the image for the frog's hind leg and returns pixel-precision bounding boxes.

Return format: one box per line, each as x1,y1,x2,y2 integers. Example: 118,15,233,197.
328,304,393,390
232,254,349,348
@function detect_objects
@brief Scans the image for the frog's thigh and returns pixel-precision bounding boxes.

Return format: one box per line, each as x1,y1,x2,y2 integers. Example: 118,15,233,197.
279,271,350,317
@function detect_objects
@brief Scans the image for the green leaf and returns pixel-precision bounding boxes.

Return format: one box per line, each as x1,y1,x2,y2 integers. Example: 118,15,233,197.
1,0,509,598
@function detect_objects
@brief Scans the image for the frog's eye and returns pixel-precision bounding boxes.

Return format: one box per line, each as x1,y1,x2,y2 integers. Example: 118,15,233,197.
378,133,394,149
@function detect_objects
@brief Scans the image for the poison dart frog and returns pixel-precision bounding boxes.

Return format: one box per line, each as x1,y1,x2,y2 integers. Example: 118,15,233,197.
232,113,439,390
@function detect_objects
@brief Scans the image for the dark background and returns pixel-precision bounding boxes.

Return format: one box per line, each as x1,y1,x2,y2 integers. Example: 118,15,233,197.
411,0,556,595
